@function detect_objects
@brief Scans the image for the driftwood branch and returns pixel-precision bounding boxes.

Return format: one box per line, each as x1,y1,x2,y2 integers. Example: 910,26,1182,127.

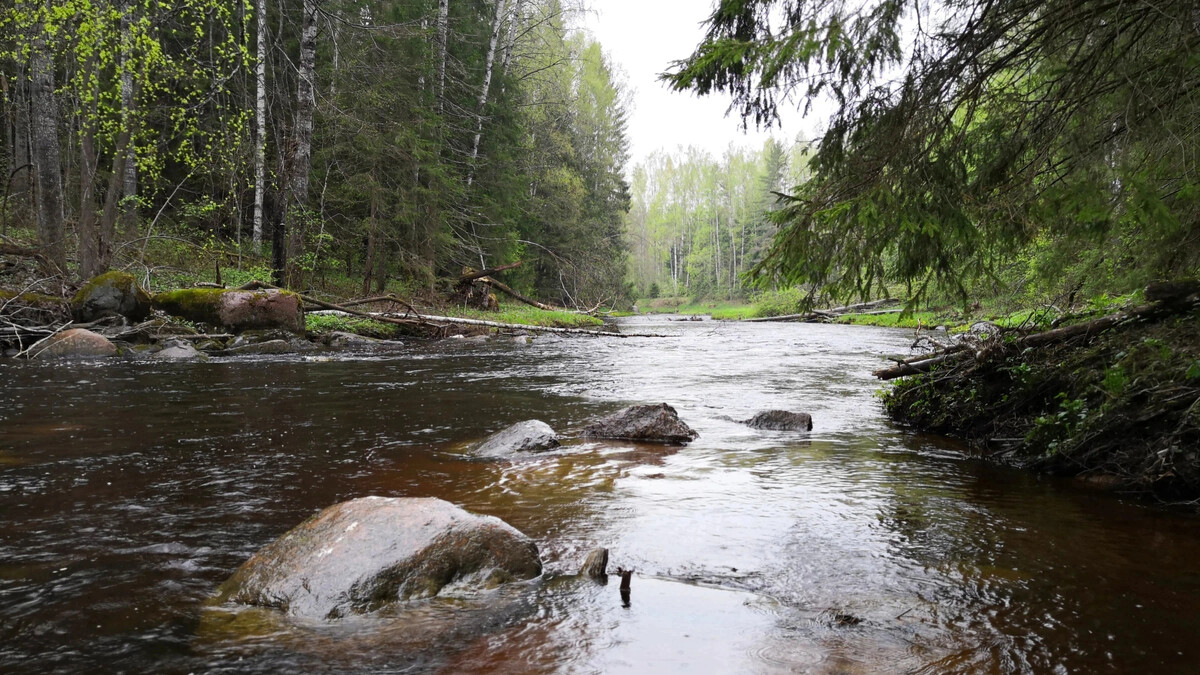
478,277,559,311
873,292,1200,380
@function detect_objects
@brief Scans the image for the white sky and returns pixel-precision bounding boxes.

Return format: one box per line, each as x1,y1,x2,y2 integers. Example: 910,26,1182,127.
581,0,824,169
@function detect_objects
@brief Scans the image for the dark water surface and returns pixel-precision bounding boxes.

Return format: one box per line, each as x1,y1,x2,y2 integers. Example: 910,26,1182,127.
3,317,1200,673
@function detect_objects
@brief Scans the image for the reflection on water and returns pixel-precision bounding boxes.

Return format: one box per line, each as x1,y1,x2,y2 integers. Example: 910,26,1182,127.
2,316,1200,673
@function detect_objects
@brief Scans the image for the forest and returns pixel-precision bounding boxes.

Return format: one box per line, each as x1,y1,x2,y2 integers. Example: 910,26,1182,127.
1,0,631,308
625,138,811,301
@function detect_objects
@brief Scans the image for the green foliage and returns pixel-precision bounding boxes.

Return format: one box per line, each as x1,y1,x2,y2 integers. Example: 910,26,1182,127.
667,0,1200,308
2,0,632,306
752,287,805,317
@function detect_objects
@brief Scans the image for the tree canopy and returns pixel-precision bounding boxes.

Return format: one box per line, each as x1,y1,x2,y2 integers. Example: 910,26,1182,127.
667,0,1200,304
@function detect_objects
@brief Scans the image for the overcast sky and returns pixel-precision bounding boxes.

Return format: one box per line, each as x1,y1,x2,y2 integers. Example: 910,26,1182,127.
581,0,823,170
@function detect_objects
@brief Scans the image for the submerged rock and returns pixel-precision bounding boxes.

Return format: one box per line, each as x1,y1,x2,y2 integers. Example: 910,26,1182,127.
742,410,813,432
71,271,151,322
32,328,118,359
582,403,699,445
154,288,304,333
152,339,205,361
212,497,542,620
474,420,560,457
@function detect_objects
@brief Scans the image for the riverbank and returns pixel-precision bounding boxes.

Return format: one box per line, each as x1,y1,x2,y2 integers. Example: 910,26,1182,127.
881,287,1200,503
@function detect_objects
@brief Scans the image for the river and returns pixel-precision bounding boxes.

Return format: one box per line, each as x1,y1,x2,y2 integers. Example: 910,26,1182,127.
2,316,1199,673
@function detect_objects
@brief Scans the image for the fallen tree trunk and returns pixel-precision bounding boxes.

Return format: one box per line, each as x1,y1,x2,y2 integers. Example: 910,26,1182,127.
309,309,670,338
478,277,559,311
457,261,523,285
743,298,901,323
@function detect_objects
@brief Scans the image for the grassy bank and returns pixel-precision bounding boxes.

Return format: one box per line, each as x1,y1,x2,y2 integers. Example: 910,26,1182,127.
882,304,1200,502
636,296,756,319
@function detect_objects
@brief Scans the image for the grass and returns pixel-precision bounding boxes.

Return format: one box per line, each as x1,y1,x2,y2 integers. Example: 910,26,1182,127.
445,303,604,328
833,311,941,329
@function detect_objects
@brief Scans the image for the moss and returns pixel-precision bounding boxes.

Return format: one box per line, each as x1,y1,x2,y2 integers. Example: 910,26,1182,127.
0,290,68,306
153,288,230,326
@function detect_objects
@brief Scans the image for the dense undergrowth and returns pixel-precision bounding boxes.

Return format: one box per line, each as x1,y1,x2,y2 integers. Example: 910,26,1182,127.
883,309,1200,502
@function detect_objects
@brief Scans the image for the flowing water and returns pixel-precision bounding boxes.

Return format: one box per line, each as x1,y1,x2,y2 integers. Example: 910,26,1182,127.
3,316,1200,673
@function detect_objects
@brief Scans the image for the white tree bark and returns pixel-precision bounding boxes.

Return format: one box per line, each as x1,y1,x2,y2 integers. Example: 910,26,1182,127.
467,0,509,187
435,0,449,115
252,0,267,248
119,1,138,237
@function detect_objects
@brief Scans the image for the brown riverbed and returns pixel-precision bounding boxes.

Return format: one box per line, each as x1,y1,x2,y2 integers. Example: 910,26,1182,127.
2,316,1200,673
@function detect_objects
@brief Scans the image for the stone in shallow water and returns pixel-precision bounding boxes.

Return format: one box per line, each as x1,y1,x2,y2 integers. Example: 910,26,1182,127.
581,403,699,445
32,328,118,359
152,339,205,361
742,410,813,431
212,496,542,620
474,420,561,457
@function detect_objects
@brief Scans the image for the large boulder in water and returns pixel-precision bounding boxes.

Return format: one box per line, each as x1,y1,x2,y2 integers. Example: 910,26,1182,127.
71,271,151,322
474,420,560,457
742,410,813,431
582,403,699,445
32,328,118,359
212,497,542,620
154,288,304,333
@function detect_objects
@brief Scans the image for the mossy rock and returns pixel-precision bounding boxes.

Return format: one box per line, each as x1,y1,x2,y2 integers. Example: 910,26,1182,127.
71,271,151,322
153,288,304,333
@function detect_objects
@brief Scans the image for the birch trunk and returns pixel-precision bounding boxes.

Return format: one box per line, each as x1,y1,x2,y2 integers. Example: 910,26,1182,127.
435,0,449,115
252,0,267,249
29,15,65,273
499,0,522,81
466,0,509,187
119,3,138,237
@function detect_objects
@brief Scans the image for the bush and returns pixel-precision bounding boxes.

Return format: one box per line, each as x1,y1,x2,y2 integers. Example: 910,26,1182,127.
752,287,805,317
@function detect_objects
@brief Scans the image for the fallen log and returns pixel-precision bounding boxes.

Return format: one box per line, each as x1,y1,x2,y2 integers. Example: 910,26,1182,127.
309,309,671,338
237,280,668,337
873,352,968,380
743,298,901,322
